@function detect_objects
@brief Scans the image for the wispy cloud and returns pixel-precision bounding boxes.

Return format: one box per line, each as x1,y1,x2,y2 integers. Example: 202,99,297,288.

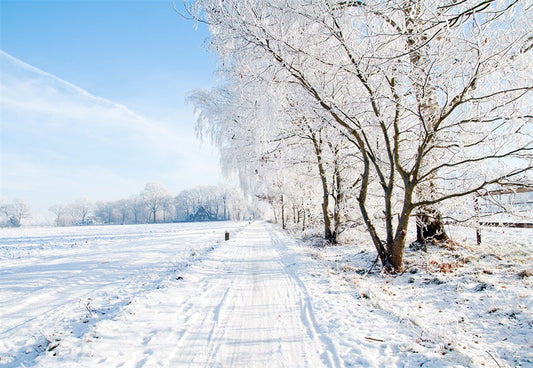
0,50,188,156
0,50,221,215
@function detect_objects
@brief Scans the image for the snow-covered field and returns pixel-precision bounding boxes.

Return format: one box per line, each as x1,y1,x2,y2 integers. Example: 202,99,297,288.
300,225,533,367
0,222,248,367
0,221,531,367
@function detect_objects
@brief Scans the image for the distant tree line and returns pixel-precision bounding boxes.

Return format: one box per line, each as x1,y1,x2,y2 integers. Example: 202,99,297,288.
48,183,256,227
0,199,31,227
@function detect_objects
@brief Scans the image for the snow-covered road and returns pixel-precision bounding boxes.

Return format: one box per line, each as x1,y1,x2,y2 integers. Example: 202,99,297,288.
160,224,339,367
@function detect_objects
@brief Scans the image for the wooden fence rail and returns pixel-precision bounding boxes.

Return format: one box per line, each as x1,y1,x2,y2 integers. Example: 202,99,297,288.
474,188,533,244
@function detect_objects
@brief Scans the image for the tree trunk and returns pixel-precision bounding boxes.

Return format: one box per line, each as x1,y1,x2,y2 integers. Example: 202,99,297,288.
311,131,336,243
281,194,286,230
389,204,413,272
390,233,407,273
357,154,392,269
331,144,343,242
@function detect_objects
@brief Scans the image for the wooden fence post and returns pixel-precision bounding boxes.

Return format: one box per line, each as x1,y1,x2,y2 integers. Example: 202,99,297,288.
474,196,481,245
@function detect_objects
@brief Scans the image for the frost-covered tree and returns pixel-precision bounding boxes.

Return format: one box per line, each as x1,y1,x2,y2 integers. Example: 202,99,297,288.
161,195,174,222
71,197,93,225
116,198,132,225
1,199,31,227
190,73,357,241
175,190,196,220
128,194,147,224
187,0,533,272
142,182,170,223
49,204,67,226
95,201,118,225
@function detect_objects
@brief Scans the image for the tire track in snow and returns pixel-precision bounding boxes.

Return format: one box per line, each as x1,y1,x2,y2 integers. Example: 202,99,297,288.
269,230,342,368
174,243,242,366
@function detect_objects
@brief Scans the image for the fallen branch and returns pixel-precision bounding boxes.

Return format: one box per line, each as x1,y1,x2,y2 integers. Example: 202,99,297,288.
364,255,380,276
365,336,385,343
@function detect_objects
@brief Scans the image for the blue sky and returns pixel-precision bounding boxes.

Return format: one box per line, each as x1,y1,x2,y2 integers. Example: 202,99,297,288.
0,0,223,220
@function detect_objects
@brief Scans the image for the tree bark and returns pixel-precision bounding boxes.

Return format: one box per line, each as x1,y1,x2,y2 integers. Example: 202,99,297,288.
281,194,286,230
311,131,336,243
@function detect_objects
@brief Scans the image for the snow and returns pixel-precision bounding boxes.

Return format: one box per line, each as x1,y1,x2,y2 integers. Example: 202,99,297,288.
0,222,248,367
1,222,531,367
299,225,533,367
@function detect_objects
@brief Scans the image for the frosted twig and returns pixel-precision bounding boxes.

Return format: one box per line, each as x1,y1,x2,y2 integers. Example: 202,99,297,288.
486,350,503,368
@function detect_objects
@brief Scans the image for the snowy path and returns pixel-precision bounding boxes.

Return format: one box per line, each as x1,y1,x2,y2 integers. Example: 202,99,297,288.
36,222,340,367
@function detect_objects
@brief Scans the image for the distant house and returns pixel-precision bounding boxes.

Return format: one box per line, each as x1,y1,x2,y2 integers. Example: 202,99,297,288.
188,206,217,222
